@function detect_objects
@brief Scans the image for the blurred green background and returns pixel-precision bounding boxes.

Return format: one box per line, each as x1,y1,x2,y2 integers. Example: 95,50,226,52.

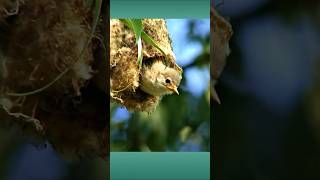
110,19,211,152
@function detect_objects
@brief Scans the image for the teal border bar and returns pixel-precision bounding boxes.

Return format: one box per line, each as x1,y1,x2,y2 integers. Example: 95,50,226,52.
110,0,209,18
111,152,210,180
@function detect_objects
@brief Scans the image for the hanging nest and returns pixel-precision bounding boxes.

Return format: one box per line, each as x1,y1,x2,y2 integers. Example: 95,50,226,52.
211,6,233,103
110,19,180,112
0,0,108,159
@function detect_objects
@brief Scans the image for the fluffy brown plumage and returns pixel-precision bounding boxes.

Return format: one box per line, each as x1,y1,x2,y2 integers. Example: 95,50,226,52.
140,60,182,96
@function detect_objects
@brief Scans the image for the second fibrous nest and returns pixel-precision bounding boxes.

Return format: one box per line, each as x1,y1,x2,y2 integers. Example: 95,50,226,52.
0,0,108,159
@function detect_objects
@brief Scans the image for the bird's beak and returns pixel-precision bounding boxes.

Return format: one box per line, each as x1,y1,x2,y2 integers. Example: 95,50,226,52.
166,84,179,95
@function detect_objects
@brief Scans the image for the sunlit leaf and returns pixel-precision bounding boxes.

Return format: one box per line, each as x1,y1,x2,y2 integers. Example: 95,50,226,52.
141,31,169,62
120,19,143,68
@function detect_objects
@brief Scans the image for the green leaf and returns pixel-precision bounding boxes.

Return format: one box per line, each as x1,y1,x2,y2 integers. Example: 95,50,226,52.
120,19,169,68
130,19,143,43
120,19,143,68
119,19,132,29
141,31,168,62
130,20,143,68
137,37,143,68
120,19,143,43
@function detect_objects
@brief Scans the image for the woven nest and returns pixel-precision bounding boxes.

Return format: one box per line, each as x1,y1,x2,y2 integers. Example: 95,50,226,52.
110,19,181,112
0,0,108,159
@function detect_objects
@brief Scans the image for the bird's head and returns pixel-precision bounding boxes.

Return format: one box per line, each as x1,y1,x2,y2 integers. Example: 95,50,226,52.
157,67,182,95
140,60,182,96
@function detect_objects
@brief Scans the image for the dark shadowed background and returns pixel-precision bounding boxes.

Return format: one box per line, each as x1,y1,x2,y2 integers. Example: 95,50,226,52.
213,0,320,179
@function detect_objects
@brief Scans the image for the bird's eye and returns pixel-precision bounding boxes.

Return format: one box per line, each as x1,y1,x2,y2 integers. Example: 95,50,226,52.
165,79,171,84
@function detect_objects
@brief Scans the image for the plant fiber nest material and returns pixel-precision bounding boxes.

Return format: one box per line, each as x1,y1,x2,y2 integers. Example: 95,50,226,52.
110,19,180,112
0,0,108,159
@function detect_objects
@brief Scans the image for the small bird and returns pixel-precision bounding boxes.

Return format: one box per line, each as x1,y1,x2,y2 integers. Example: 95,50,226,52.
140,60,182,96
